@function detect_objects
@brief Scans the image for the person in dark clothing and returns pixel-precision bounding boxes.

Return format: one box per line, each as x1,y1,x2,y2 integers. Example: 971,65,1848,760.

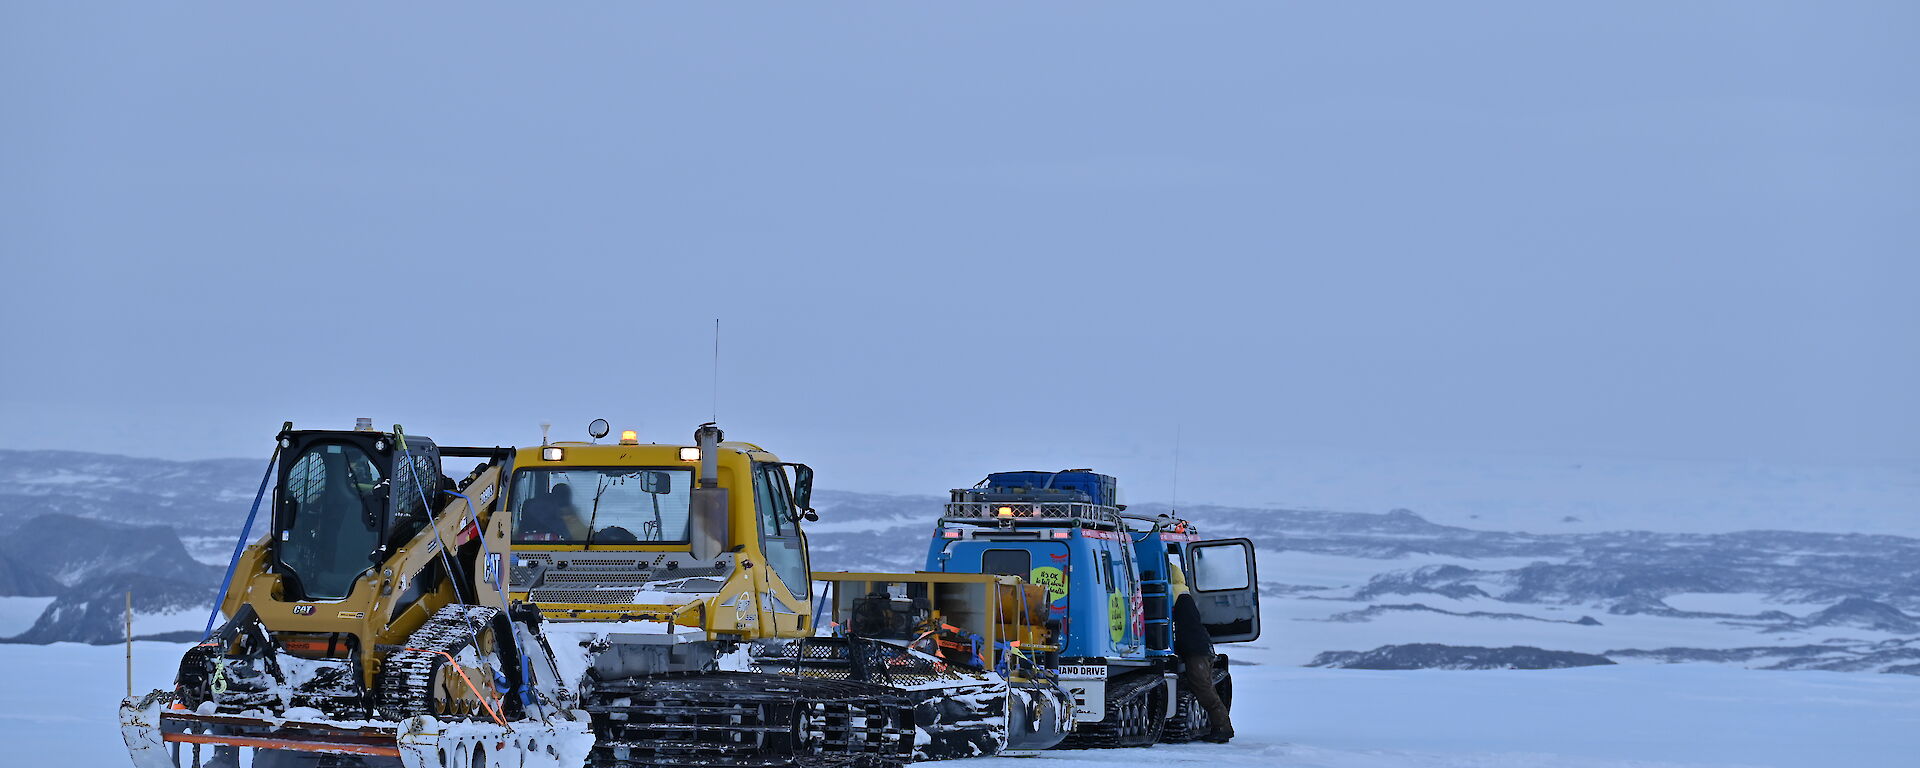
517,482,584,541
1169,563,1234,742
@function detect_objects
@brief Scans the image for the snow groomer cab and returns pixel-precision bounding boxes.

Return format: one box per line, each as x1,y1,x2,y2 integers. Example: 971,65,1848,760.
925,470,1260,747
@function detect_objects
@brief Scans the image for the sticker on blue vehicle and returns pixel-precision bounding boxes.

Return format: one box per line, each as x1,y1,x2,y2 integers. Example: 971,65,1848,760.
1030,566,1068,602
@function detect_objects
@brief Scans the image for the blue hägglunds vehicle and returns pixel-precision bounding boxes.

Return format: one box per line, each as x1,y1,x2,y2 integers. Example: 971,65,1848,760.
924,470,1260,747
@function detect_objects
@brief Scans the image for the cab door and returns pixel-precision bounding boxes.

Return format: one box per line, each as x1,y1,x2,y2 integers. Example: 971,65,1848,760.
1186,538,1260,643
753,463,812,634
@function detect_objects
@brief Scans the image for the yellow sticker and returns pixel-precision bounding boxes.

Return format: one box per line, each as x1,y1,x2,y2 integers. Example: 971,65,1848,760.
1029,566,1068,602
1108,592,1125,642
337,611,365,620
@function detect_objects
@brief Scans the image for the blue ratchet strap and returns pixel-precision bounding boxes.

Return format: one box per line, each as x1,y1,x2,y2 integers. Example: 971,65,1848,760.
202,448,277,639
811,587,834,635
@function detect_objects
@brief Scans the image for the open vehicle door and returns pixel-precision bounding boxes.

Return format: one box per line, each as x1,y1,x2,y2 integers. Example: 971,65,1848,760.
1187,538,1260,642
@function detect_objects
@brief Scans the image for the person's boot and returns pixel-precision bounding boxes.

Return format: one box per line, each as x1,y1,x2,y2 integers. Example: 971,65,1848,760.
1201,707,1234,743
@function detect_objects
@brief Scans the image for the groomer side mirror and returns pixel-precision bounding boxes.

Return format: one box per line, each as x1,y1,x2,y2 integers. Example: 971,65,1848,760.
789,463,816,519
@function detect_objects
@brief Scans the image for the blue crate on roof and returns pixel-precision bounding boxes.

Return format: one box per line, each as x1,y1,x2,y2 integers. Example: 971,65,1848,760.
980,470,1118,508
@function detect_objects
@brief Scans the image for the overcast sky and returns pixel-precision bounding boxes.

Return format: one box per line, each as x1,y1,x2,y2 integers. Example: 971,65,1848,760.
2,3,1914,507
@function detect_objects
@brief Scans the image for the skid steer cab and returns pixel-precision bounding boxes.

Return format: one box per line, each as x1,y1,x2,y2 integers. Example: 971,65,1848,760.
122,422,591,768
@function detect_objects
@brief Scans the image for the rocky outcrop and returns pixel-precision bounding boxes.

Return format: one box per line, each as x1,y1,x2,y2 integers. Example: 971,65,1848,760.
1320,603,1602,626
9,570,212,644
1309,644,1616,670
0,514,220,643
1793,598,1920,634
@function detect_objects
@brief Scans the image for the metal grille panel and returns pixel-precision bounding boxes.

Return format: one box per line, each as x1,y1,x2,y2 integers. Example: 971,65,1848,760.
529,588,642,604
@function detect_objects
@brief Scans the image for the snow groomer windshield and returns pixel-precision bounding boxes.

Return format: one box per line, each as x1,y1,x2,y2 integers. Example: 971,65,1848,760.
511,467,695,544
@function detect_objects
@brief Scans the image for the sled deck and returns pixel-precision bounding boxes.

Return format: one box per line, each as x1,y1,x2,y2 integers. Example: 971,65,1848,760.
121,692,594,768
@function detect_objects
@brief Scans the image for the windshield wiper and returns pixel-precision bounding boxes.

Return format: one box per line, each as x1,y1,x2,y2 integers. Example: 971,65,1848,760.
585,475,611,549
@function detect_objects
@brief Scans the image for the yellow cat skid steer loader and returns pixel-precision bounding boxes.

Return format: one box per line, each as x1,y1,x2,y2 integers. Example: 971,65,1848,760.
121,423,592,768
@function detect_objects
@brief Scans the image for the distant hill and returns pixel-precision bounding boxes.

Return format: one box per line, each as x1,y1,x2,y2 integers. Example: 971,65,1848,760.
0,449,261,536
0,514,217,592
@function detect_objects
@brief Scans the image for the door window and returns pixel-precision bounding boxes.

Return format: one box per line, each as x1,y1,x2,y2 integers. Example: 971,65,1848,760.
390,450,439,546
1192,541,1251,591
280,442,384,600
981,549,1031,578
1186,539,1261,643
754,463,809,599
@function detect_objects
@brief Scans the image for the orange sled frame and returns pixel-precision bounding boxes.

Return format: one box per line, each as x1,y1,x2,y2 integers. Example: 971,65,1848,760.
120,692,593,768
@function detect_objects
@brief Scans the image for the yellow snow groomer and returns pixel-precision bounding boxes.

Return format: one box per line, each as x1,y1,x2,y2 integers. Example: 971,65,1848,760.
501,423,921,767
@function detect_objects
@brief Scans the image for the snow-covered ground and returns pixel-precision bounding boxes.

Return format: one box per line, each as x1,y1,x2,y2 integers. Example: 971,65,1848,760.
180,536,241,566
126,607,212,638
966,664,1920,768
1254,585,1883,668
6,641,1917,768
1258,597,1820,667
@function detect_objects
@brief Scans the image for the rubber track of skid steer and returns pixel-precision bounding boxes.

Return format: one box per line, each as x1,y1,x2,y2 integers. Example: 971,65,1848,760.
583,671,914,768
377,604,501,718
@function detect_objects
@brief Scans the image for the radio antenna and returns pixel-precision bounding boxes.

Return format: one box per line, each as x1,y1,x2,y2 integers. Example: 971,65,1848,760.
710,318,721,423
1171,423,1182,514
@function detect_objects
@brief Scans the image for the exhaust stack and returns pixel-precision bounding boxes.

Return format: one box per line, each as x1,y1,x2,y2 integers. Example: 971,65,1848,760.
689,423,728,560
697,423,723,488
